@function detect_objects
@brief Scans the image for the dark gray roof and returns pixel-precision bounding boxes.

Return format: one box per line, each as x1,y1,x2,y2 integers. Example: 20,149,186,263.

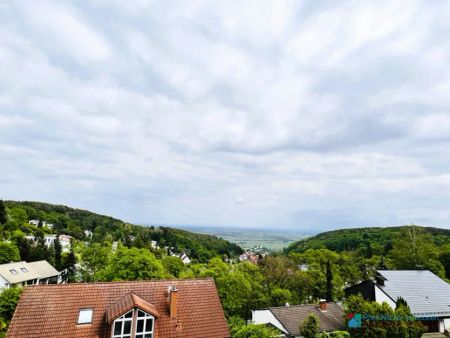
269,303,345,336
377,270,450,317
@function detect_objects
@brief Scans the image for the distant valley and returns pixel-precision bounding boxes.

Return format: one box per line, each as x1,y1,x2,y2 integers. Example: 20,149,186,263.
177,226,309,252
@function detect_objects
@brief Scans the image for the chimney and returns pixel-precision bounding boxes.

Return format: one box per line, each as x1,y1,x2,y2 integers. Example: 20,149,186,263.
319,299,327,311
168,286,178,318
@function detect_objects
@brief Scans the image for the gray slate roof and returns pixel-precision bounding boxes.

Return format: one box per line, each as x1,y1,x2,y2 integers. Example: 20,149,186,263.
0,261,59,284
269,303,345,336
377,270,450,317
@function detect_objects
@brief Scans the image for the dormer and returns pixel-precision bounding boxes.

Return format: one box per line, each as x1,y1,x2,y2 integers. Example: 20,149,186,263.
106,293,160,338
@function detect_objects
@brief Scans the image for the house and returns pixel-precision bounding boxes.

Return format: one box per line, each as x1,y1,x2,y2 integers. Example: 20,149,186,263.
28,220,54,228
7,277,230,338
179,253,191,265
25,234,72,252
345,270,450,333
45,234,72,252
169,251,192,265
150,240,158,249
0,260,61,290
252,300,345,337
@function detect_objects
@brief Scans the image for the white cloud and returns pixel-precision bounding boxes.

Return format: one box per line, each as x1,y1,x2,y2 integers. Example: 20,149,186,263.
16,1,112,63
1,0,450,230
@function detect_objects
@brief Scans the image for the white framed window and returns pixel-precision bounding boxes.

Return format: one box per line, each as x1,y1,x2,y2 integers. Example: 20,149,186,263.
77,308,93,324
112,310,133,338
112,309,154,338
135,309,154,338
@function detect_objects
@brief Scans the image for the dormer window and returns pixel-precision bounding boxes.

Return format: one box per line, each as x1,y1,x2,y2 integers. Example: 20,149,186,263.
112,309,154,338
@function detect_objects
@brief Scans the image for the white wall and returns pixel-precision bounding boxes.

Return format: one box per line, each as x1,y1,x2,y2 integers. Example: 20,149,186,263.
374,285,396,308
440,318,450,333
0,275,9,290
252,309,288,335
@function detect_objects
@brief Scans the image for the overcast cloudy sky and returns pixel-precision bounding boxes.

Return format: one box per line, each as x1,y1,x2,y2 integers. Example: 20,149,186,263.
1,1,450,231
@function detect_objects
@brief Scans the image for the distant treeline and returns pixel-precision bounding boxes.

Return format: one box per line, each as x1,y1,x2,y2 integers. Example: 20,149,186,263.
286,226,450,253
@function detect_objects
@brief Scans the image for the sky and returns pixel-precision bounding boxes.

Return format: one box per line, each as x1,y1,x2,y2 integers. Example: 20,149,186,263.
1,0,450,231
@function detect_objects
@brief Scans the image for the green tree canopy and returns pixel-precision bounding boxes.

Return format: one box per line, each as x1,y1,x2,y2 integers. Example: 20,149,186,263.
299,313,319,338
0,287,22,336
0,242,20,264
388,225,445,277
79,243,111,282
102,247,167,281
229,317,280,338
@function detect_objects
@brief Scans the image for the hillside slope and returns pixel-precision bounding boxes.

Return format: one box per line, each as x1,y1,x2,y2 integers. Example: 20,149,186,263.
3,200,243,261
285,225,450,254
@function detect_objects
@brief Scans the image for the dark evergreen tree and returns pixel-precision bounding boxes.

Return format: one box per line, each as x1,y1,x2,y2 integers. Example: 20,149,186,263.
377,256,388,270
365,242,373,258
30,231,52,262
53,235,62,271
0,199,7,225
384,241,394,255
62,249,77,282
396,296,409,310
325,260,333,301
18,238,31,262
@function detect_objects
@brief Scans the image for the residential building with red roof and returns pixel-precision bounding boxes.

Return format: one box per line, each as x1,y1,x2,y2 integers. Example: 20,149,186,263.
7,277,230,338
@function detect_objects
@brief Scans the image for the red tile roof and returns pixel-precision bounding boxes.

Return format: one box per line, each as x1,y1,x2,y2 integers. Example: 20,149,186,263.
7,278,230,338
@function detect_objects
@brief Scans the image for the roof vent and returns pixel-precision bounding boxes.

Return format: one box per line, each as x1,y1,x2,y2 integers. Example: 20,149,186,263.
77,309,93,324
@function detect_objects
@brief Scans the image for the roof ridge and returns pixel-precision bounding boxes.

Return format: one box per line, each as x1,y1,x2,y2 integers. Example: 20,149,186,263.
270,302,336,310
25,277,215,288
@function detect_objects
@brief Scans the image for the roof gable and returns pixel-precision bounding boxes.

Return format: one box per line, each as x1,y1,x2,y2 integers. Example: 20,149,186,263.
106,292,160,323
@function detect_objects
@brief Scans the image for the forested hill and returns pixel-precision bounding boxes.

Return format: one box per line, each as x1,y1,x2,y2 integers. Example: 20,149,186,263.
2,200,243,261
285,225,450,254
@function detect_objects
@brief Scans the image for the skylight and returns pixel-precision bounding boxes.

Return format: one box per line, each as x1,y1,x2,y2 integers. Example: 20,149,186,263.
20,267,28,273
77,309,93,324
9,269,17,275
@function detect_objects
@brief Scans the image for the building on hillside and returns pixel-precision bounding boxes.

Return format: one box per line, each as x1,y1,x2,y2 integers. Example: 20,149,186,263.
169,251,192,265
25,234,72,252
238,251,260,264
0,260,61,290
7,278,230,338
252,300,345,337
28,220,54,229
344,270,450,333
179,253,191,265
